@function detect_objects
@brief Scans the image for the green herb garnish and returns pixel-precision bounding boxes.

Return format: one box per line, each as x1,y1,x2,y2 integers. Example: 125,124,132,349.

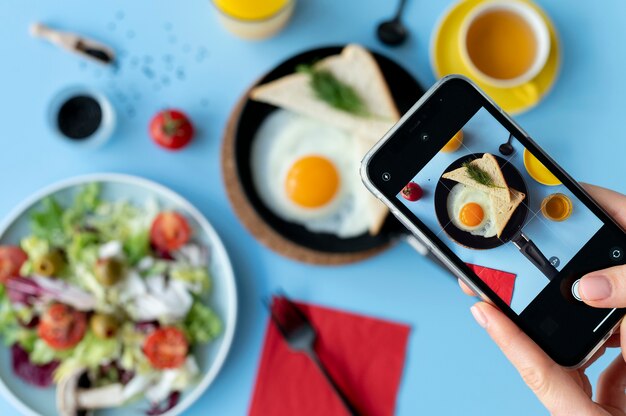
463,161,503,188
297,64,370,117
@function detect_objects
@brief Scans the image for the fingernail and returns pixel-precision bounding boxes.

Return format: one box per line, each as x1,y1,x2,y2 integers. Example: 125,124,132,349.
471,305,488,328
580,275,612,301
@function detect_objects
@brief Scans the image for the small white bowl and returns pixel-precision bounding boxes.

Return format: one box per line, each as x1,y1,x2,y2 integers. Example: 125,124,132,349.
47,85,116,148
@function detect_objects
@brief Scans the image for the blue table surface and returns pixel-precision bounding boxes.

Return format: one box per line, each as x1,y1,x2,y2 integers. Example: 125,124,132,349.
1,0,625,415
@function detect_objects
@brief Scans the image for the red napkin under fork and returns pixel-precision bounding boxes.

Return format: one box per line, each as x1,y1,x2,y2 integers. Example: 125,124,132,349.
249,300,411,416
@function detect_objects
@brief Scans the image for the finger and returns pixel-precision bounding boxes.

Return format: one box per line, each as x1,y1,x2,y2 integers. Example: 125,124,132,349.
470,302,598,415
579,265,626,308
458,278,476,296
622,319,626,363
581,183,626,228
596,354,626,411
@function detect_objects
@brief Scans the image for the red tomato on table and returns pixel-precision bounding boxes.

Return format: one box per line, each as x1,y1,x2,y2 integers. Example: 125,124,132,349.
143,327,188,369
150,212,191,252
38,303,87,350
149,109,194,150
0,246,28,284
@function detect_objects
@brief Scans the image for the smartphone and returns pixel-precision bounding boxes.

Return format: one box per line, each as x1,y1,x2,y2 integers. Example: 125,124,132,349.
361,75,626,368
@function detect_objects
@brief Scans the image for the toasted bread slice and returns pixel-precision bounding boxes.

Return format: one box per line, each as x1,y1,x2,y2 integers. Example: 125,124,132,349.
442,154,511,204
250,44,399,142
492,188,526,237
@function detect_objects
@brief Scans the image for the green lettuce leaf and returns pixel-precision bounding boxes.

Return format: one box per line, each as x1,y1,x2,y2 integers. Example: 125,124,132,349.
0,287,35,352
30,339,74,365
183,301,221,344
62,183,101,235
123,231,150,265
67,231,99,266
53,331,121,382
171,266,211,294
31,197,65,246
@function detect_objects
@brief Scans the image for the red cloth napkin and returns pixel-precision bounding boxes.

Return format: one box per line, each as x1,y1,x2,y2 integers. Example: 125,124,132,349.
249,300,410,416
467,263,517,306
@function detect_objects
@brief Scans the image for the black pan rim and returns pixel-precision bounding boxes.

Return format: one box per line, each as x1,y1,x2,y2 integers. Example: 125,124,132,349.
232,45,425,254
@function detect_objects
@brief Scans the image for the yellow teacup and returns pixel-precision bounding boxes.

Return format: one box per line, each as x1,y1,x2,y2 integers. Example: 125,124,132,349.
458,0,551,88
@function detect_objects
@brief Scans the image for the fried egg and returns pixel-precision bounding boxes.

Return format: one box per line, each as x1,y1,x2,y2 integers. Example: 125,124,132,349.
447,184,497,238
251,110,373,238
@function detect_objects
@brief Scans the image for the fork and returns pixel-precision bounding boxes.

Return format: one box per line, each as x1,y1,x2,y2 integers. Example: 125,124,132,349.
266,294,360,416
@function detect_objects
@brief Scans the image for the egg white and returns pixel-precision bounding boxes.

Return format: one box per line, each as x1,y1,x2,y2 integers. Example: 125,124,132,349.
447,184,497,238
251,110,374,238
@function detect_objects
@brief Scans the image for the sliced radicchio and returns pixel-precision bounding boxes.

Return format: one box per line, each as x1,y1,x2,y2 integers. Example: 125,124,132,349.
151,244,174,261
18,315,40,329
146,391,181,416
11,344,59,387
5,275,96,311
98,360,135,385
135,320,160,333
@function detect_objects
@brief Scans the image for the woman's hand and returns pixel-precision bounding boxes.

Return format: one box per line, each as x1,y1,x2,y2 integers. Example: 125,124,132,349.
461,184,626,415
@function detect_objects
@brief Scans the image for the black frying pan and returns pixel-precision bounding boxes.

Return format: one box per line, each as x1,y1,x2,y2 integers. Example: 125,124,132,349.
435,153,558,280
233,46,424,254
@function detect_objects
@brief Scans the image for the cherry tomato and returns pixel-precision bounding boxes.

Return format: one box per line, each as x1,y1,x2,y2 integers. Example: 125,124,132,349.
143,327,188,369
150,212,191,252
401,182,423,202
149,109,194,151
0,246,28,284
38,304,87,350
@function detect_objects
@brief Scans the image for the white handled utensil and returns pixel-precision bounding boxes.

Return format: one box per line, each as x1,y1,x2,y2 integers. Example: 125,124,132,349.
30,22,115,65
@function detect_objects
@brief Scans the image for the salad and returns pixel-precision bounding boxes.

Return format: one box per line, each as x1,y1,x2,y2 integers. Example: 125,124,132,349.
0,184,222,415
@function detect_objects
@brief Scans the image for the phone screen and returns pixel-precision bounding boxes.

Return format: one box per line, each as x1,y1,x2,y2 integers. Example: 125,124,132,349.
396,107,605,315
375,88,626,366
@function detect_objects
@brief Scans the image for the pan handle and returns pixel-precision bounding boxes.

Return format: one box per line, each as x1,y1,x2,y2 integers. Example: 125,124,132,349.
511,232,558,280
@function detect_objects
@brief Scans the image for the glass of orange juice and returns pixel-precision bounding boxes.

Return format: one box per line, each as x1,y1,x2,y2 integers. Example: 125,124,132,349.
541,193,573,222
212,0,295,40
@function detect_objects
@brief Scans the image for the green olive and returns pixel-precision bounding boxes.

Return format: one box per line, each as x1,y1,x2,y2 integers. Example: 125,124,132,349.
90,314,119,339
34,251,64,277
94,258,124,286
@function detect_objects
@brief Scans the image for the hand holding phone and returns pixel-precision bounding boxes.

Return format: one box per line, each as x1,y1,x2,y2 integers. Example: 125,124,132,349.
464,184,626,415
361,76,626,368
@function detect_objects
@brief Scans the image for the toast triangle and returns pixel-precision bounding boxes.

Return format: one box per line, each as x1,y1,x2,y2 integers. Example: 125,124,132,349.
250,44,400,142
492,188,526,237
442,154,511,203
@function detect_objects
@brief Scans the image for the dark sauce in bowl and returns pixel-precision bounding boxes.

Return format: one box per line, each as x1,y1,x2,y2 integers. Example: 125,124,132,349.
57,95,103,140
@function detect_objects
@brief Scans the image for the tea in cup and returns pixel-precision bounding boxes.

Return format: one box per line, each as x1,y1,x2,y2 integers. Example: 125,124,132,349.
459,0,550,88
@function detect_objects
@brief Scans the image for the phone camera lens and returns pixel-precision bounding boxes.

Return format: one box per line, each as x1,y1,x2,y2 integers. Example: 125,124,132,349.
382,172,391,181
421,133,429,142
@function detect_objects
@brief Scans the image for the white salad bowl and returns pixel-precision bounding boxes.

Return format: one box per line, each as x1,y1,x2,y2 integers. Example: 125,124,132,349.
0,173,238,416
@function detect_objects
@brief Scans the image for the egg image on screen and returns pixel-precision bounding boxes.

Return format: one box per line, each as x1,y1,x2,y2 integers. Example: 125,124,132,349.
447,184,497,237
251,110,375,238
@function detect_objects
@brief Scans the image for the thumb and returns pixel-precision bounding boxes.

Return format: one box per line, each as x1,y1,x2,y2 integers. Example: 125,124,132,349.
470,302,600,415
579,265,626,308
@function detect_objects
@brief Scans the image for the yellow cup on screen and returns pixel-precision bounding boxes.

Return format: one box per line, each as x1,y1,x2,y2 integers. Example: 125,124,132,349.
458,0,551,88
213,0,295,40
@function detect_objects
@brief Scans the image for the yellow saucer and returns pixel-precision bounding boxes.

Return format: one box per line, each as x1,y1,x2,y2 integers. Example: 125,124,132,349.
523,148,561,186
430,0,561,114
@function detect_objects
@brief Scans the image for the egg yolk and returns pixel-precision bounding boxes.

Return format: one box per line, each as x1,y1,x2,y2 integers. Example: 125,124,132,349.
459,203,484,227
285,156,339,208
